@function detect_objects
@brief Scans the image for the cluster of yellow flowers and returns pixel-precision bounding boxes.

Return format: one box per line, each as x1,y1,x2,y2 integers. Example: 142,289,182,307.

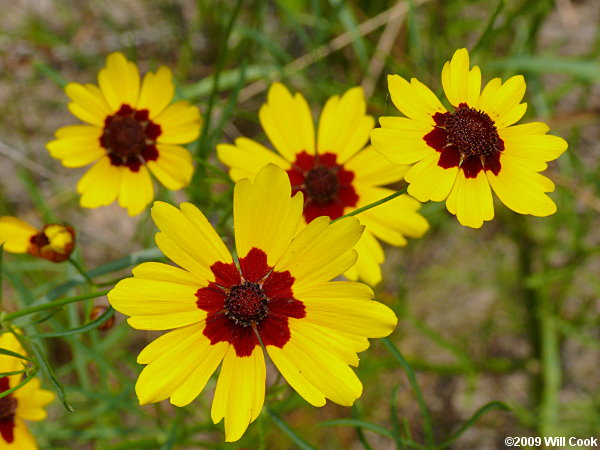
0,48,566,445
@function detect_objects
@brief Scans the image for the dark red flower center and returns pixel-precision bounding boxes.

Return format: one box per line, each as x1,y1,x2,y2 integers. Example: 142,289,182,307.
424,103,505,179
287,151,358,222
196,248,305,357
224,282,268,327
100,104,161,172
0,377,17,443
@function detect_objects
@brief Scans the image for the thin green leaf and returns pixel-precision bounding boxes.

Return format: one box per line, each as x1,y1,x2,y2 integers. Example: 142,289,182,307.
29,306,114,338
0,347,34,362
0,369,38,400
29,340,74,412
438,401,510,449
266,407,317,450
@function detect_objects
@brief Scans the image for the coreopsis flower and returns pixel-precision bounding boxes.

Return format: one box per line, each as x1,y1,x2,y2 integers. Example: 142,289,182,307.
0,217,75,263
217,83,429,286
0,332,55,449
108,164,397,442
47,52,201,216
371,48,568,228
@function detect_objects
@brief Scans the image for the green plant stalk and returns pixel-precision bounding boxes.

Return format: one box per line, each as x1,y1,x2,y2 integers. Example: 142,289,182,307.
382,338,435,448
2,290,110,321
331,188,407,223
513,218,560,437
68,256,96,287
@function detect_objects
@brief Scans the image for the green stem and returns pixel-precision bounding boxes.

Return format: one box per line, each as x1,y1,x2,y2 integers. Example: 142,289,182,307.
68,256,96,286
382,337,435,449
266,407,317,450
2,290,110,321
331,188,407,223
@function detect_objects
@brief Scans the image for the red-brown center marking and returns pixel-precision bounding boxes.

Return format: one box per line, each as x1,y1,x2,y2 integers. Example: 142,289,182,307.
100,104,161,172
196,248,305,357
287,151,358,222
424,103,504,178
0,377,17,444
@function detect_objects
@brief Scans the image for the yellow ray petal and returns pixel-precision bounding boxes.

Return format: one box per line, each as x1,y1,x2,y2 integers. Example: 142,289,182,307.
487,153,557,217
317,87,374,163
136,326,221,405
14,378,55,421
211,346,266,442
445,169,494,229
137,66,175,117
10,419,37,450
151,201,232,281
132,262,201,286
275,216,363,287
500,124,568,163
405,153,458,202
387,75,446,125
47,125,104,168
259,83,315,160
65,83,112,127
154,101,202,144
217,138,290,182
0,332,27,374
108,277,204,330
77,157,121,209
441,48,481,108
343,229,384,286
0,217,37,253
118,165,154,216
147,144,194,190
345,145,407,186
370,118,436,165
97,52,140,111
234,164,303,266
479,75,526,124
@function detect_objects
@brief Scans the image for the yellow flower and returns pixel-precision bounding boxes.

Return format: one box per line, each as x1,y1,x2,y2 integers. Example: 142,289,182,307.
0,217,75,263
217,83,429,286
47,52,202,216
0,332,55,449
371,48,568,228
108,164,398,442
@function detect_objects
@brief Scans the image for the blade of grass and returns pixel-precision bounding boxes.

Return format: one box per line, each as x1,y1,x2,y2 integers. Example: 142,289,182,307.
382,338,435,448
266,407,317,450
29,339,74,411
29,306,114,338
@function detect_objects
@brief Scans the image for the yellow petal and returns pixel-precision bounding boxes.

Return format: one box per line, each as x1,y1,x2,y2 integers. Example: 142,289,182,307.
10,419,38,450
370,118,436,165
234,164,303,266
500,123,568,162
65,83,112,127
405,153,458,202
486,153,557,217
77,157,121,209
0,332,27,373
118,165,154,216
479,75,526,124
297,281,397,338
137,66,175,117
211,346,266,442
154,101,202,144
445,169,494,228
97,52,141,111
271,323,362,406
441,48,481,108
317,87,374,163
217,138,290,182
274,216,363,287
108,277,204,330
345,145,407,186
14,378,55,421
343,229,384,286
136,325,224,405
47,125,104,168
0,217,37,253
151,202,232,281
147,144,194,191
259,83,315,160
132,262,201,286
387,75,446,125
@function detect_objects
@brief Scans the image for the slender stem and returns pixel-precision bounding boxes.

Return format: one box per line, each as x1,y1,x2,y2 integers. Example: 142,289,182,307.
382,337,435,448
2,290,110,321
68,256,95,286
266,407,317,450
331,188,407,223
